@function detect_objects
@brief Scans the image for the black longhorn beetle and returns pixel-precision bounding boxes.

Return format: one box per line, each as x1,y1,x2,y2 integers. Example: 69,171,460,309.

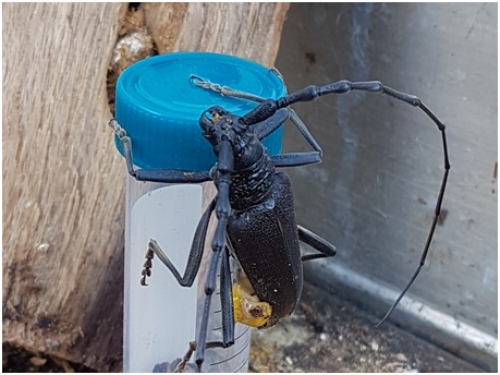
110,70,450,372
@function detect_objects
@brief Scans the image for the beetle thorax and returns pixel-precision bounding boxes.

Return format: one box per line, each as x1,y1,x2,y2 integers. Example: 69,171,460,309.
228,139,275,211
200,106,276,210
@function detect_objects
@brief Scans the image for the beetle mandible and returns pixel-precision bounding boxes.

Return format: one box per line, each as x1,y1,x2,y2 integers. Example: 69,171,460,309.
109,70,450,372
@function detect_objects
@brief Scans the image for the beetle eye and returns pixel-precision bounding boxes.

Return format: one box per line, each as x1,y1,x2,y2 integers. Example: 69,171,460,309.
208,111,221,124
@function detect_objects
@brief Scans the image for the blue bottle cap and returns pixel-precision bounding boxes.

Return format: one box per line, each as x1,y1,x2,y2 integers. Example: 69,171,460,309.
114,52,286,171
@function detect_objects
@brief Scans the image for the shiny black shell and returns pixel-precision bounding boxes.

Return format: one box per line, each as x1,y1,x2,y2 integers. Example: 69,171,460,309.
227,171,303,327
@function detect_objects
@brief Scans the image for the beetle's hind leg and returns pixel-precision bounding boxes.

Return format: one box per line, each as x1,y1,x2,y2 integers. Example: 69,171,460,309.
141,199,216,287
173,340,229,373
175,247,237,372
298,225,337,262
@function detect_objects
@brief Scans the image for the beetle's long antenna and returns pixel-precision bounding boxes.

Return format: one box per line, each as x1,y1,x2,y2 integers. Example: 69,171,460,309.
376,147,449,326
190,74,451,327
266,81,450,326
189,74,265,102
375,266,422,328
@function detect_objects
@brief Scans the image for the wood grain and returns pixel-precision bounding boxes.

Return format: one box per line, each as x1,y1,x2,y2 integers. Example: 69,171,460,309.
2,3,288,371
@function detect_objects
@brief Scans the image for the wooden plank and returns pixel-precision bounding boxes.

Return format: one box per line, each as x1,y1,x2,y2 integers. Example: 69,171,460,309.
2,3,289,371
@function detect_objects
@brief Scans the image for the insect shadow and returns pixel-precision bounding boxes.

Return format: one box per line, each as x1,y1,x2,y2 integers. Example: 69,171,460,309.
110,70,449,372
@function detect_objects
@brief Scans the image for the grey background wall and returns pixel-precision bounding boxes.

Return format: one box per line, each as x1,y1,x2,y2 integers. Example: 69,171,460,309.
275,3,497,370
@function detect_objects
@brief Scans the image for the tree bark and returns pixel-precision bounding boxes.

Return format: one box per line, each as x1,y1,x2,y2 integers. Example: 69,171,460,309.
2,3,289,371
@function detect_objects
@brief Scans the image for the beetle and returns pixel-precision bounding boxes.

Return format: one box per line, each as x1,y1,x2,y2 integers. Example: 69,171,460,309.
109,71,449,372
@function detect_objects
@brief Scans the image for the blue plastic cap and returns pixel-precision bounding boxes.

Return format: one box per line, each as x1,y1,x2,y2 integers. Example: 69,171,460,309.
114,52,286,171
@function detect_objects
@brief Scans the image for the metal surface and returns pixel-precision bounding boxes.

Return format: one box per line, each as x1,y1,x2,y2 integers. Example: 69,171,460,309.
275,3,497,370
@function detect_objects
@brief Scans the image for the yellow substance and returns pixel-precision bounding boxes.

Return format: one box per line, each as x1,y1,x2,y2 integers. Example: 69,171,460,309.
211,112,221,123
232,283,272,328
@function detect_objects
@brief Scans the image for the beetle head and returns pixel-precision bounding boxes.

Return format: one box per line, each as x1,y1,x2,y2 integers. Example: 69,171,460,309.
199,106,249,152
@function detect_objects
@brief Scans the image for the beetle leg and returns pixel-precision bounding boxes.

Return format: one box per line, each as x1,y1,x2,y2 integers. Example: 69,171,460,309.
195,139,234,370
269,109,323,168
140,248,154,286
173,247,236,372
109,119,212,183
253,108,291,141
219,246,235,346
109,119,136,176
173,340,227,373
142,199,216,287
298,225,337,262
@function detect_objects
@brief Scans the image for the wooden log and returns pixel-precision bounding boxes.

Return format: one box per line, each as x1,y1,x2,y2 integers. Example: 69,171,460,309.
2,3,289,371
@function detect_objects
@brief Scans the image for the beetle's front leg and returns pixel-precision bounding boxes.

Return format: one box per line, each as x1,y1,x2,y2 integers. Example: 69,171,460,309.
109,119,136,176
194,139,235,371
109,119,212,183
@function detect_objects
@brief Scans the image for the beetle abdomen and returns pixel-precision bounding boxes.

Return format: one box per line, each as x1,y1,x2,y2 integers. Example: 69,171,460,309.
227,172,303,327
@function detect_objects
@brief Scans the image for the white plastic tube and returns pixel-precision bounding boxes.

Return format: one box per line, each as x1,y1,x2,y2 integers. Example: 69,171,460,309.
123,177,251,372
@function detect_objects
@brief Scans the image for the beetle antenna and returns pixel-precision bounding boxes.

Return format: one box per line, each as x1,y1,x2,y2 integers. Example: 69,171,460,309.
375,265,423,328
376,184,447,327
189,74,265,102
